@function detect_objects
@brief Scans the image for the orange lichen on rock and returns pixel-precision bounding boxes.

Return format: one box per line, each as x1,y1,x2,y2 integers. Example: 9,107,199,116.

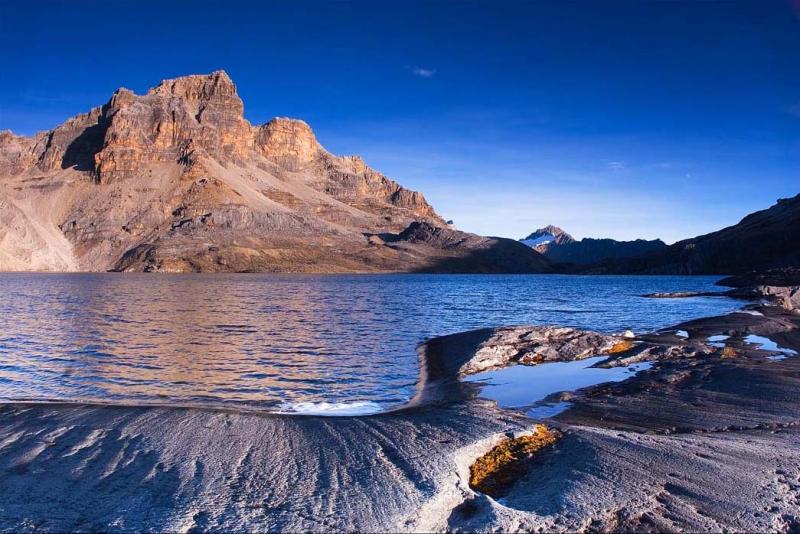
608,340,635,354
519,353,545,365
469,425,560,497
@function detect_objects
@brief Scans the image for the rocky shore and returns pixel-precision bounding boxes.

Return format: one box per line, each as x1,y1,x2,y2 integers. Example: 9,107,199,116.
643,268,800,313
1,279,799,531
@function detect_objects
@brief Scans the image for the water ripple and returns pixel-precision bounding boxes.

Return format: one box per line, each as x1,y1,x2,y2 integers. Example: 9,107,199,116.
0,273,740,412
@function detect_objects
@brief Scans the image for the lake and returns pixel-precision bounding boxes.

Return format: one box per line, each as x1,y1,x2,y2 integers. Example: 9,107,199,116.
0,273,740,414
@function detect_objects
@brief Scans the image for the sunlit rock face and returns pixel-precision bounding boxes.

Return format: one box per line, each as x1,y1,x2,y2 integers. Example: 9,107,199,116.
255,118,318,168
0,71,550,273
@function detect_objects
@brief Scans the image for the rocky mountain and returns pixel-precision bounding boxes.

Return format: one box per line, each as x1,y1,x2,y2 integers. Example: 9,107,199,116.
519,225,574,252
0,71,551,273
593,194,800,274
543,237,667,265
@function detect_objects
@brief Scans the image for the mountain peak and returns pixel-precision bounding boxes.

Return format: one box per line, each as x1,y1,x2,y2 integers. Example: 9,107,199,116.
147,70,238,99
525,225,573,241
0,71,462,273
520,225,575,250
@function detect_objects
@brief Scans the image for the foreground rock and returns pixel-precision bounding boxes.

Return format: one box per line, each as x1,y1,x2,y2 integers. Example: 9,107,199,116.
2,291,800,531
0,71,550,274
422,325,633,377
416,304,800,532
468,425,560,497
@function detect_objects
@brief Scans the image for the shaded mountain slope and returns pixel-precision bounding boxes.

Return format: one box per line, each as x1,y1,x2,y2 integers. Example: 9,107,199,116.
544,237,667,265
520,225,667,266
592,194,800,274
393,222,553,273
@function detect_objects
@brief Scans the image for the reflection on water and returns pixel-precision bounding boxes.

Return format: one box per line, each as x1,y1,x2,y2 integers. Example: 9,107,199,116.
465,356,652,418
0,273,740,412
743,334,797,361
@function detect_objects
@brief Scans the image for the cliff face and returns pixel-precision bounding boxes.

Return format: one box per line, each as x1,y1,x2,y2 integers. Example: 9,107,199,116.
0,71,549,273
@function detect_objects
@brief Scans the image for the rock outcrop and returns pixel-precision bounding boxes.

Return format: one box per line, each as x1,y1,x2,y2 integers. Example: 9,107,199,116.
726,285,800,313
716,268,800,289
0,71,550,273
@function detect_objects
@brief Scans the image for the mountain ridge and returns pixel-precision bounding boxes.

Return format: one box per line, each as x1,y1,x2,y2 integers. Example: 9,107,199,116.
544,237,668,266
520,224,668,265
519,225,575,251
0,71,551,273
588,194,800,274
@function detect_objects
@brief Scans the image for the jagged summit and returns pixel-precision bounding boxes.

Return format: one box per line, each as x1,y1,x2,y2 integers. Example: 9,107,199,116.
148,69,236,96
0,71,549,273
520,225,575,251
522,225,573,242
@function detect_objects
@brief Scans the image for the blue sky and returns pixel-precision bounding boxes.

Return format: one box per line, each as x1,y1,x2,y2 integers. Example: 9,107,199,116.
2,1,799,243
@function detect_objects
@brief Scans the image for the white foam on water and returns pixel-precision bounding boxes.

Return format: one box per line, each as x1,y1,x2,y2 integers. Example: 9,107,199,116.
675,330,689,338
277,401,383,416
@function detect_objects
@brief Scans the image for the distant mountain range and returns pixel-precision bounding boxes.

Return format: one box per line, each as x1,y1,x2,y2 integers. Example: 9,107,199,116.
521,193,800,274
519,226,667,265
0,71,551,273
1,70,795,276
590,194,800,274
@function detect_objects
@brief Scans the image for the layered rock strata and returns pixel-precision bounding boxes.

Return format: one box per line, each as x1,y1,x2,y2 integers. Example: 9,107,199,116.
0,71,550,273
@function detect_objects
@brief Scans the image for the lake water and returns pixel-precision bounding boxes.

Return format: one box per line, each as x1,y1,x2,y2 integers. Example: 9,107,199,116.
0,274,740,414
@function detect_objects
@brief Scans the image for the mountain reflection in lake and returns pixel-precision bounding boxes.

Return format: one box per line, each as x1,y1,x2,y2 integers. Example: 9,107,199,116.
0,273,740,413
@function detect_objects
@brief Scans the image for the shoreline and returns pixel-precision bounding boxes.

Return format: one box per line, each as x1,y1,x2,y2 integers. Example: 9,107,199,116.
1,281,798,530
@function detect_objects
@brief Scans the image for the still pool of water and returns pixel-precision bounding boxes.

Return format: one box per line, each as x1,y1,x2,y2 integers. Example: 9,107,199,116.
464,356,652,418
0,273,740,413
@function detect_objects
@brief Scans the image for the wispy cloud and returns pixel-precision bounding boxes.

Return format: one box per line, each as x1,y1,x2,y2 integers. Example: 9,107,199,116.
606,161,626,171
409,66,436,78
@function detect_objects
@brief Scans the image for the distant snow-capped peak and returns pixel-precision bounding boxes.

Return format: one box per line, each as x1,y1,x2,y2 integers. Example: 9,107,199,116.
519,225,575,249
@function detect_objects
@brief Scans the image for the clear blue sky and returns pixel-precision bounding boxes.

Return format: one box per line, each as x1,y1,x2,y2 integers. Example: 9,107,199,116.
2,1,799,243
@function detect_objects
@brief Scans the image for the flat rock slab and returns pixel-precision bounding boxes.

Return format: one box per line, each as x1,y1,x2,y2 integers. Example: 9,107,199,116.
1,307,799,531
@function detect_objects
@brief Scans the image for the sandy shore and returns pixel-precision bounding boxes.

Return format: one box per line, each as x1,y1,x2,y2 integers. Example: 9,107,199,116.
1,301,799,531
